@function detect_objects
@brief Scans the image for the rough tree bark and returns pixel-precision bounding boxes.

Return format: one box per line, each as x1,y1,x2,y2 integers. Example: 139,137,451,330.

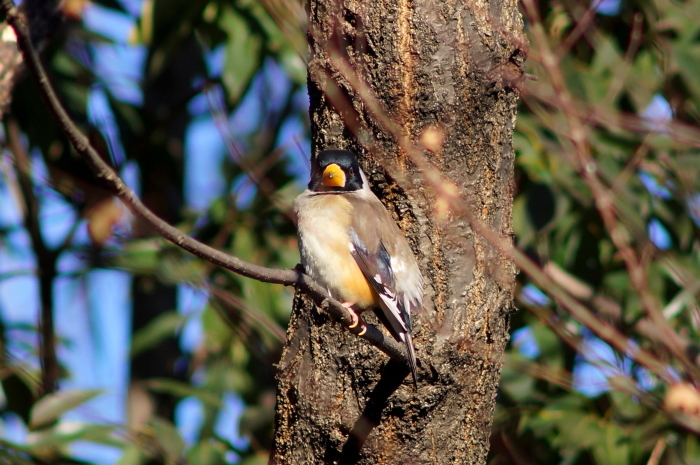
0,0,62,116
271,0,523,463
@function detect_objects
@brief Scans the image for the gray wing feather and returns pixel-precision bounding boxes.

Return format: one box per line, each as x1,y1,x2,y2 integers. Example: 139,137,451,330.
346,190,422,386
348,228,410,336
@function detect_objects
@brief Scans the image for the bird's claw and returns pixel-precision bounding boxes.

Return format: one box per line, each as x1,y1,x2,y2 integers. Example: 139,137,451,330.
340,302,367,336
344,303,360,328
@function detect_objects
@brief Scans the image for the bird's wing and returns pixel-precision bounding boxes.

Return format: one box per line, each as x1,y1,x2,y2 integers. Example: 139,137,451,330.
349,228,410,334
346,195,414,338
346,192,422,385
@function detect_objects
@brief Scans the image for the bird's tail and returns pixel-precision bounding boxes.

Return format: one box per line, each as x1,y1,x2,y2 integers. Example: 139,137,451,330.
402,332,419,388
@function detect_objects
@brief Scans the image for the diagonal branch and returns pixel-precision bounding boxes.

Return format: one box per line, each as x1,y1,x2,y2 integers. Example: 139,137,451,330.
312,24,682,387
0,0,410,368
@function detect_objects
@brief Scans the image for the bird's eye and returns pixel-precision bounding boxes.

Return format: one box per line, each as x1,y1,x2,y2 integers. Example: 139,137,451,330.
349,168,354,176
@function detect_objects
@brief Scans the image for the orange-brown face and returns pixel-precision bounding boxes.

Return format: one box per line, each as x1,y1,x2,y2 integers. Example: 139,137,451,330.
322,163,346,188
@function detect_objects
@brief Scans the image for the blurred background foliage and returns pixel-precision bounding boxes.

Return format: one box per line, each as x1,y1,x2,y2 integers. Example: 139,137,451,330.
492,0,700,463
1,0,700,464
1,0,308,463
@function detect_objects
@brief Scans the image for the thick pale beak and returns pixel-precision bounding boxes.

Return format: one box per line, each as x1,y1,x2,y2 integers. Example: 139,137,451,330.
322,163,346,188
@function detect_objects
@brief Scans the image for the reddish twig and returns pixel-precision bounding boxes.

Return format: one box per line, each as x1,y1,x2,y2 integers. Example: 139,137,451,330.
522,0,698,380
555,0,602,59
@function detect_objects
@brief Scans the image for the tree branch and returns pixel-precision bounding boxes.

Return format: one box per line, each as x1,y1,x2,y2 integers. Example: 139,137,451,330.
315,21,692,388
0,0,410,368
6,118,59,396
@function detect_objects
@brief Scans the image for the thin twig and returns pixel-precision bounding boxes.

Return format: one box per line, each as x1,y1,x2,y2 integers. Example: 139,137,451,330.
521,0,698,380
555,0,602,59
204,82,296,219
0,0,409,367
603,13,644,104
208,285,288,343
646,437,667,465
310,20,680,385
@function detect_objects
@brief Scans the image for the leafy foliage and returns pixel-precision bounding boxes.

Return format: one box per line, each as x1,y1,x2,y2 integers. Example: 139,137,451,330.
3,0,700,463
1,0,306,462
493,0,700,463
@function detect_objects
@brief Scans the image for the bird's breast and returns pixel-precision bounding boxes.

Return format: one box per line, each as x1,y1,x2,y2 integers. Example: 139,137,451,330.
294,193,377,309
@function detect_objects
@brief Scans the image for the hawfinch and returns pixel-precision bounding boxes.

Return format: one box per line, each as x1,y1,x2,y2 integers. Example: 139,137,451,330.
293,149,423,385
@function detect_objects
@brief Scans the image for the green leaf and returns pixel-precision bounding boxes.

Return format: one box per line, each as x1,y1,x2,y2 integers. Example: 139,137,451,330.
115,445,145,465
25,422,122,452
239,453,270,465
0,445,35,465
145,378,223,408
608,388,645,419
29,389,103,430
220,7,262,102
500,354,536,402
591,422,632,465
0,437,33,455
150,417,185,463
157,251,206,284
202,304,233,350
185,441,229,465
107,239,161,274
530,321,565,368
130,311,187,357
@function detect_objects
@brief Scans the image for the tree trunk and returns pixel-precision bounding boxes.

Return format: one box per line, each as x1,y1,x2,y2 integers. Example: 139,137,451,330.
0,0,62,117
271,0,523,463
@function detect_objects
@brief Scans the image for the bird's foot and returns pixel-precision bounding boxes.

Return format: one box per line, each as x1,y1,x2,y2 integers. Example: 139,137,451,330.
344,305,367,336
342,302,359,327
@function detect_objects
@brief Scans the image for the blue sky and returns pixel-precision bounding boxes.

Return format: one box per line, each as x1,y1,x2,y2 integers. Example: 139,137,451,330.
0,0,687,462
0,1,308,463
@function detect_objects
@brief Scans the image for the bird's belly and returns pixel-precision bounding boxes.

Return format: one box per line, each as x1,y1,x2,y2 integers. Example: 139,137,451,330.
298,228,377,309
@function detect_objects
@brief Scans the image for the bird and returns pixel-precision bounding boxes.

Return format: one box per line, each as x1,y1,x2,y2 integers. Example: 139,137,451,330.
293,149,423,386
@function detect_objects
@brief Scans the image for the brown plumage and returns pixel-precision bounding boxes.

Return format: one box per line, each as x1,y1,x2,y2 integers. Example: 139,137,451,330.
293,150,423,386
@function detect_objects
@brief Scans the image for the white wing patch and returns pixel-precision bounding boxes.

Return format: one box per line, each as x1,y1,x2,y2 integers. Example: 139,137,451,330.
376,292,409,333
390,256,406,274
348,227,410,334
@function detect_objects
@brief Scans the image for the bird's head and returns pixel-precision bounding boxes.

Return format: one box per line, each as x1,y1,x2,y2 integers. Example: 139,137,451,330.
308,150,364,193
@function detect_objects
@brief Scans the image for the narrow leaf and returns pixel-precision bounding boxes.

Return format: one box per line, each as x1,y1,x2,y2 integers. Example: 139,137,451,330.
145,378,223,408
29,389,103,430
130,311,186,357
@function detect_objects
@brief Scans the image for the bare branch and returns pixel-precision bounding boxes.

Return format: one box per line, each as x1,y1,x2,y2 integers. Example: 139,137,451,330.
6,118,58,396
0,0,410,368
